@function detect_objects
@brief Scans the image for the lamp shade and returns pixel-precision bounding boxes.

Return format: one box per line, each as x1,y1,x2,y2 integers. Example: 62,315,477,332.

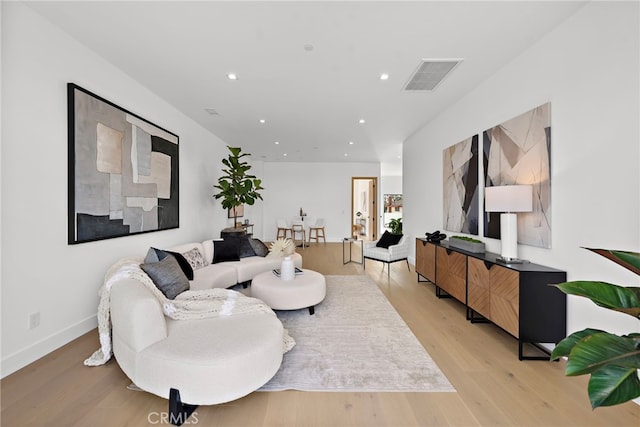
485,185,533,213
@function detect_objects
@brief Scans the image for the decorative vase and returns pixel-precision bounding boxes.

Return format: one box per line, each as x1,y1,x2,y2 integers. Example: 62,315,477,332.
281,256,295,281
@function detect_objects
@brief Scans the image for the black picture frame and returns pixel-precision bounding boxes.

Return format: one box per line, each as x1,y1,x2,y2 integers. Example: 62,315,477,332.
228,205,244,218
68,83,179,244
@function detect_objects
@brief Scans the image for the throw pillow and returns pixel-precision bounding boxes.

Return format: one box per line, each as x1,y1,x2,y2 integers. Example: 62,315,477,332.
249,238,269,257
181,247,207,270
212,239,240,263
223,234,256,258
376,231,403,249
144,247,194,280
237,237,256,258
140,255,190,299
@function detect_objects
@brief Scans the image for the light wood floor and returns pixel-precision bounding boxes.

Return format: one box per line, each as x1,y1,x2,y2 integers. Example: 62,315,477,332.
2,242,640,426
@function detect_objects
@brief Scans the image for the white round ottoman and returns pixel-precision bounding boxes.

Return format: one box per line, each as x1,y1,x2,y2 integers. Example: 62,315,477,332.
251,269,326,315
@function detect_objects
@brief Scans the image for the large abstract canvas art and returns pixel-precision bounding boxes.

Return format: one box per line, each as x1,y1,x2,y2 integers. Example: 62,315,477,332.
443,135,479,235
68,84,179,244
483,103,551,248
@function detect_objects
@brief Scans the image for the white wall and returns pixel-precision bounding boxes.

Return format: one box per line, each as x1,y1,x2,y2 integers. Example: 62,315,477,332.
1,2,231,376
404,2,639,336
261,162,380,242
381,175,402,197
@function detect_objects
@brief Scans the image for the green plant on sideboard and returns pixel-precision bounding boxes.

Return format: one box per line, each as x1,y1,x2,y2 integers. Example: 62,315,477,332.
550,248,640,409
213,146,264,227
450,235,482,243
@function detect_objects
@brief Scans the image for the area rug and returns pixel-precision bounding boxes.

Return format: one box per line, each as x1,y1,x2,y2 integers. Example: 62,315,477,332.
259,275,455,392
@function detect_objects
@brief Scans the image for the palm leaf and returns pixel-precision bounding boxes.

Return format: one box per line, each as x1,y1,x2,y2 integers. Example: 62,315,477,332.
554,281,640,318
564,332,640,376
585,248,640,275
551,328,605,360
588,364,640,408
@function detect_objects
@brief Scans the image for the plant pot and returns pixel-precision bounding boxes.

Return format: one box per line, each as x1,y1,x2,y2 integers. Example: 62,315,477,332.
448,238,485,253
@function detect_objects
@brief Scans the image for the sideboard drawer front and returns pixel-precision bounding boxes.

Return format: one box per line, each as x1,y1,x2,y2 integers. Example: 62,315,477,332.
491,293,519,337
436,246,467,302
467,257,490,318
491,265,519,302
415,238,436,282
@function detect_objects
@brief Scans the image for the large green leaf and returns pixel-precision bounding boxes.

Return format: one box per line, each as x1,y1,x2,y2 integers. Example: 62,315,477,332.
551,328,605,360
587,364,640,408
565,332,640,376
585,248,640,275
554,281,640,318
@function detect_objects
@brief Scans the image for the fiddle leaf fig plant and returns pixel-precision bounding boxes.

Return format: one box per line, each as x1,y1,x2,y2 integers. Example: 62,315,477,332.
213,146,264,226
550,248,640,409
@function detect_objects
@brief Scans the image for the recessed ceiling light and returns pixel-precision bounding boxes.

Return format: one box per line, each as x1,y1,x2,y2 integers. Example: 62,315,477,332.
259,119,266,124
227,73,238,80
274,141,280,145
283,153,287,156
359,119,366,124
380,73,389,80
344,153,348,157
349,141,354,145
304,44,314,52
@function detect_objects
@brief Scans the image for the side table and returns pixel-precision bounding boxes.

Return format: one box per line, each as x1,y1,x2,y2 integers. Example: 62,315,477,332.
342,237,363,264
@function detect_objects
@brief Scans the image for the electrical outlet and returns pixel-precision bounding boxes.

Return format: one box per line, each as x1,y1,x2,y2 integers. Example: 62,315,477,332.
28,312,40,329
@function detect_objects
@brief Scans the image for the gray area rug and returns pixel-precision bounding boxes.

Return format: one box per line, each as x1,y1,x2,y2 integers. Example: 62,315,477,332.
259,275,455,392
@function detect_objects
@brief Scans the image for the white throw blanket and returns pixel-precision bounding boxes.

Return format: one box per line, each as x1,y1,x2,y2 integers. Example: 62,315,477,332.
85,257,295,366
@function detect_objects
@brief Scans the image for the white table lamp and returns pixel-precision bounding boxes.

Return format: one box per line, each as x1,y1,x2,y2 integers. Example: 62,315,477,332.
485,185,532,263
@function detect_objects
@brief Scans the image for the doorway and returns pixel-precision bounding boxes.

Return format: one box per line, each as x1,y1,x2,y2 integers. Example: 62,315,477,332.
351,177,377,241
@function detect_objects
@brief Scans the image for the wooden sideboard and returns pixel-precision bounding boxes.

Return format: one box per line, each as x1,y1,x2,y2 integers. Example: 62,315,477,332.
416,238,567,360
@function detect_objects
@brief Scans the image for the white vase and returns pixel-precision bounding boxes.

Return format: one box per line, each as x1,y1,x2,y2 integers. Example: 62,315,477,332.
281,256,295,281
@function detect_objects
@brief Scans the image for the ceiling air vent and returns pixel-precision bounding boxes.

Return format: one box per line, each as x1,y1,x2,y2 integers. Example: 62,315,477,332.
403,59,463,91
204,108,220,116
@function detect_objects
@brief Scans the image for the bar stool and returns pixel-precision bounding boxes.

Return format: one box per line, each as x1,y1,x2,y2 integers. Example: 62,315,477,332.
308,218,326,244
291,220,306,249
276,219,292,239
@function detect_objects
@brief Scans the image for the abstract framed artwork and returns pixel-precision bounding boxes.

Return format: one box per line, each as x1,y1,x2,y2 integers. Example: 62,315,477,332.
68,83,179,244
443,135,479,235
483,102,551,248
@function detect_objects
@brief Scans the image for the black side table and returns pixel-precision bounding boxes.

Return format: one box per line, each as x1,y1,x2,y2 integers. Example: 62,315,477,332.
342,237,363,264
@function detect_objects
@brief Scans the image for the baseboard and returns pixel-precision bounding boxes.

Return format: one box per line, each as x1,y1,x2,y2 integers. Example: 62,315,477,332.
1,314,97,378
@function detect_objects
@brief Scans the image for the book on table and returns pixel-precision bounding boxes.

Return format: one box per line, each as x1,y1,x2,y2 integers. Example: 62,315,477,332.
272,267,303,277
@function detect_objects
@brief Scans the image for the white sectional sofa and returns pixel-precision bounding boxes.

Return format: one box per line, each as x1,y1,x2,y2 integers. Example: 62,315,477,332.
110,278,285,407
107,237,301,418
168,239,302,289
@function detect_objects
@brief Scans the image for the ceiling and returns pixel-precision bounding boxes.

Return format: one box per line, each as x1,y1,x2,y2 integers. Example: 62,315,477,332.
27,1,587,175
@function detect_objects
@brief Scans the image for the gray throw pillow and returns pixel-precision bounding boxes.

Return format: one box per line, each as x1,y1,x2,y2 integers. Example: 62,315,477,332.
144,247,194,280
249,238,269,257
140,255,190,299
